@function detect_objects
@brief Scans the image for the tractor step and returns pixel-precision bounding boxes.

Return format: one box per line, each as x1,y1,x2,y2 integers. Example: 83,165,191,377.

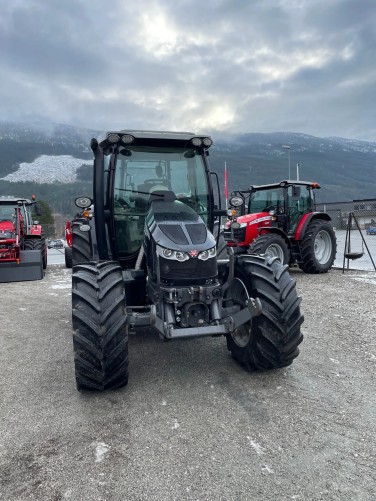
0,250,43,283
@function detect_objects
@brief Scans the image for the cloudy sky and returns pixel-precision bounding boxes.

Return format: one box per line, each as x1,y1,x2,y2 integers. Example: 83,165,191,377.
1,0,375,141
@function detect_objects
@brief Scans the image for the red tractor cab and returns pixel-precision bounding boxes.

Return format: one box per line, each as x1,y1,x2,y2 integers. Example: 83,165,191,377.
225,180,337,273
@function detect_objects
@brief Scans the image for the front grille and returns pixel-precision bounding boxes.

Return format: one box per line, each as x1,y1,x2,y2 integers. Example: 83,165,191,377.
159,256,217,281
224,227,246,242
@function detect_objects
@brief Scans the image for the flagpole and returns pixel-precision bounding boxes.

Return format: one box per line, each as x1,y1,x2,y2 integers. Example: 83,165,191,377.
224,162,228,210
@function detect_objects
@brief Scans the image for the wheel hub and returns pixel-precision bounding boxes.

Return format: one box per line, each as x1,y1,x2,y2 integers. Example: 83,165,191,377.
314,230,332,264
224,277,252,347
266,243,285,262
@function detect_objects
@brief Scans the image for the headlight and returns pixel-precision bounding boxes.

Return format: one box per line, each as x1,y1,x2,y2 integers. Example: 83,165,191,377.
231,221,247,229
163,248,173,258
159,246,189,261
199,250,208,260
202,137,213,147
198,247,216,260
107,133,120,143
121,134,134,144
191,137,202,146
175,251,187,261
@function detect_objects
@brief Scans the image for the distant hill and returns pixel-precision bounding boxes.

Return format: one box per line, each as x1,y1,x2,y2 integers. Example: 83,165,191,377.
0,120,375,217
209,132,376,204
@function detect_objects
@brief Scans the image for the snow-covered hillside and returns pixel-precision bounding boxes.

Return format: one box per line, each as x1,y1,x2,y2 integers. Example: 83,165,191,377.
0,155,91,184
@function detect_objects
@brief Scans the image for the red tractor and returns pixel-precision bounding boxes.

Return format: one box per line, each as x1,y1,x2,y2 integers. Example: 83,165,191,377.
225,180,337,273
64,204,93,268
0,196,46,282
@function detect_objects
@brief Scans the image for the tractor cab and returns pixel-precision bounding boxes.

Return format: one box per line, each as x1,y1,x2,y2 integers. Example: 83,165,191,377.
247,181,317,235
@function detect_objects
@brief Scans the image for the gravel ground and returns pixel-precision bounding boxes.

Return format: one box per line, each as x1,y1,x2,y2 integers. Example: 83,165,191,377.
0,264,375,501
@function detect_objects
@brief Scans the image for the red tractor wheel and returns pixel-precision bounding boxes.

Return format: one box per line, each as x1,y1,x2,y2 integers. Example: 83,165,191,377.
299,220,337,273
248,233,289,265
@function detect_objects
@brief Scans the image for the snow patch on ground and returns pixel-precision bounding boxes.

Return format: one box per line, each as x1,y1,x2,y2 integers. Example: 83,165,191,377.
0,155,91,184
247,437,264,455
350,273,376,285
95,442,110,463
51,284,71,289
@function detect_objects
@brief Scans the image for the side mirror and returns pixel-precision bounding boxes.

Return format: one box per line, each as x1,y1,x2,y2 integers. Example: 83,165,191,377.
34,203,42,216
75,196,93,209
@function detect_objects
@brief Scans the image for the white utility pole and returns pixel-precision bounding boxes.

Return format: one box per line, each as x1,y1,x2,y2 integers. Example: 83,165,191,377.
282,145,291,179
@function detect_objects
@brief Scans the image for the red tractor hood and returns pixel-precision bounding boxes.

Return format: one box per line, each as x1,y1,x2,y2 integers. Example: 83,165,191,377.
226,212,273,227
0,220,15,234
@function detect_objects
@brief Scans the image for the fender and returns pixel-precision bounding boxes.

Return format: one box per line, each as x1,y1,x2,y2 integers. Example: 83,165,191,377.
65,221,72,247
295,212,332,241
233,212,276,247
259,226,290,246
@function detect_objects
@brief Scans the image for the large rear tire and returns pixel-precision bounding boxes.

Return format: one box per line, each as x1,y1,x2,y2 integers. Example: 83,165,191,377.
299,220,336,273
72,261,129,391
71,221,92,266
225,255,304,370
24,237,47,269
248,233,289,265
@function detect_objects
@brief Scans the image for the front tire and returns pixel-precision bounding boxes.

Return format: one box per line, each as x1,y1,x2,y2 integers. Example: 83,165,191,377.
299,220,336,273
65,246,73,268
72,261,129,391
248,233,289,265
24,237,47,269
225,254,304,370
71,221,92,266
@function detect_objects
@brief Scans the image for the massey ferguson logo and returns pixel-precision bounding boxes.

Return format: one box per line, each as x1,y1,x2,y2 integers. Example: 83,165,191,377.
189,250,198,257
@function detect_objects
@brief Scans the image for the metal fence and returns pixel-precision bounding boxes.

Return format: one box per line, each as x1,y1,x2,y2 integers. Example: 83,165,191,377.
316,199,376,272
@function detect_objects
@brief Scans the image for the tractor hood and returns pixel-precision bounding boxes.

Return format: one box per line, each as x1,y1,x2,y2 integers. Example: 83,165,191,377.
0,220,15,238
144,195,217,284
227,212,273,228
146,198,215,252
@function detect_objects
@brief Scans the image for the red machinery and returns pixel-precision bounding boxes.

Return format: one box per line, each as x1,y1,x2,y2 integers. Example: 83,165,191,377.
0,197,45,282
64,220,73,268
225,180,337,274
64,204,93,268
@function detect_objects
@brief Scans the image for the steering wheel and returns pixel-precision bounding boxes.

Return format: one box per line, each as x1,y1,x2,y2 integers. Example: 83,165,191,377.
263,205,276,213
116,197,132,209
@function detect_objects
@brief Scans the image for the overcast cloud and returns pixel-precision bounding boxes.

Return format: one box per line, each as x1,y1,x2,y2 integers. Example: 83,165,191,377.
1,0,375,141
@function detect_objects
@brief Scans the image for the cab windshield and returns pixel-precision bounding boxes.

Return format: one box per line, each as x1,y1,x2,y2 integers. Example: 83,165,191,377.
0,204,16,221
113,147,209,256
248,187,285,214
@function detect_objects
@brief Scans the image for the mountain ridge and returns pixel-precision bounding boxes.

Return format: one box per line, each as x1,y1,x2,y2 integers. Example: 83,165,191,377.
0,120,375,215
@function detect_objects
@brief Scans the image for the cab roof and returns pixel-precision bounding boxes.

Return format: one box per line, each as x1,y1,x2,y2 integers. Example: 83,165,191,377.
0,197,31,204
248,180,321,192
95,130,213,152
